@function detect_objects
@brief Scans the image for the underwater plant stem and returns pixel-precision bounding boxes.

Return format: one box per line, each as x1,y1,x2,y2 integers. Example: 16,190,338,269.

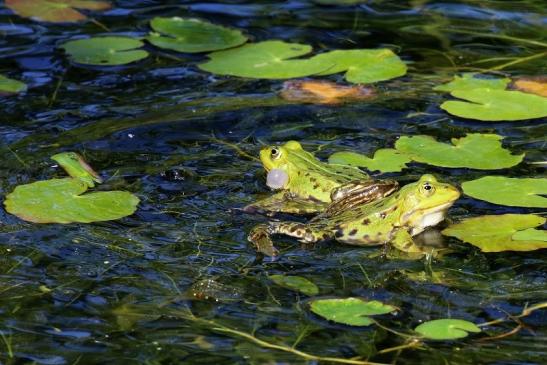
488,51,547,71
445,29,547,48
376,339,422,354
210,135,260,162
0,332,13,358
478,301,547,327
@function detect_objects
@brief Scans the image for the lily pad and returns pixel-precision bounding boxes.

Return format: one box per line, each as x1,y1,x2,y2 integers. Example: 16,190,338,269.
415,319,481,340
442,214,547,252
269,275,319,296
310,297,396,326
198,40,331,79
328,149,411,173
313,49,407,84
6,0,111,23
462,176,547,208
434,73,510,92
0,75,27,95
61,36,149,66
394,133,523,169
441,88,547,121
4,152,140,223
147,17,247,53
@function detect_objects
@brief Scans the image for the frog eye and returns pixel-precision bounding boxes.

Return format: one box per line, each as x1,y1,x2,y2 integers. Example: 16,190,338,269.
270,147,282,160
421,182,435,196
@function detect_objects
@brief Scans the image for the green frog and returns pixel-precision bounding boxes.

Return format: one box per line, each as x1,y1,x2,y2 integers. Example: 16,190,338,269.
248,174,460,256
244,141,397,215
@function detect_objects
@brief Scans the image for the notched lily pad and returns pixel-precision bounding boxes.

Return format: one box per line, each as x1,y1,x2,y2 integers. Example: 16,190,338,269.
310,297,396,326
415,319,481,340
462,176,547,208
147,17,247,53
6,0,111,23
395,133,523,169
313,49,407,84
441,88,547,121
0,75,27,95
61,36,149,66
328,149,411,173
198,40,330,79
434,73,510,92
269,275,319,296
442,214,547,252
4,152,139,223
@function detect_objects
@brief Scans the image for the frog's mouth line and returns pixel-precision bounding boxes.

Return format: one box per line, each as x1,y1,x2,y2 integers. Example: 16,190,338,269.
402,201,456,223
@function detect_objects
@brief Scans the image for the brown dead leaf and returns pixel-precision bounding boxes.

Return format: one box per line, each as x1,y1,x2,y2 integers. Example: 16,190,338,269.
6,0,111,23
279,80,375,105
510,76,547,97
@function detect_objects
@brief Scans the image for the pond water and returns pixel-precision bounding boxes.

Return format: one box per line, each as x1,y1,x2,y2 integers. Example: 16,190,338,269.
1,1,546,364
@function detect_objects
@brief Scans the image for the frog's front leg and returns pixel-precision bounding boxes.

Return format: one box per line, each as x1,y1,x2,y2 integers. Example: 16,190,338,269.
243,192,325,215
391,229,425,254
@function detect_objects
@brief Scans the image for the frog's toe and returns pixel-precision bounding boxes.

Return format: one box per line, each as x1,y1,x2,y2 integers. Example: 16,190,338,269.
248,225,279,257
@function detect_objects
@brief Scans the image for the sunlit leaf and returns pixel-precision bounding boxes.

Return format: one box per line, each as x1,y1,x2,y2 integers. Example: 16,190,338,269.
61,36,149,66
147,17,247,53
4,152,140,223
394,133,523,169
6,0,111,23
279,80,375,105
328,149,411,172
462,176,547,208
313,49,407,84
270,275,319,296
434,73,510,92
0,75,27,95
198,40,330,79
442,214,547,252
511,76,547,97
415,319,481,340
310,297,396,326
440,88,547,121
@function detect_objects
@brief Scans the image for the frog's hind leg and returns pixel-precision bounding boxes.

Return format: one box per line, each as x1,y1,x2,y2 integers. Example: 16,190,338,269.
243,192,325,215
392,230,425,254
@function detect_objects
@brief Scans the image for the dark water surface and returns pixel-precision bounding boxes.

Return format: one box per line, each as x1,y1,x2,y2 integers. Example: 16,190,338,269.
1,1,546,364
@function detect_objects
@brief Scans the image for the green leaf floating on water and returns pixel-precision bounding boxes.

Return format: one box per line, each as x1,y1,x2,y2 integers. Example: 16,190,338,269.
269,275,319,296
5,0,111,23
4,152,139,223
328,149,411,172
441,88,547,121
199,41,406,82
147,17,247,53
395,133,523,169
434,73,510,92
313,49,407,84
415,319,481,340
61,36,149,66
0,75,27,95
442,214,547,252
310,297,396,326
462,176,547,208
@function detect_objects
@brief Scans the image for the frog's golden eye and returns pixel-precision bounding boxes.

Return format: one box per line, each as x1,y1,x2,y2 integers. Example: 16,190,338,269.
421,182,435,196
270,147,282,160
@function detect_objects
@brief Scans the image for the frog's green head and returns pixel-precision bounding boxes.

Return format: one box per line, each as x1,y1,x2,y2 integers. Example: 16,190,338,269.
51,152,103,188
259,141,305,172
399,174,460,231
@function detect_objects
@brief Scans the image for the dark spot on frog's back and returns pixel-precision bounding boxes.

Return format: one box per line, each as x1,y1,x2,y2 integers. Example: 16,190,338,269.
313,184,319,189
310,177,317,183
362,218,371,225
335,229,344,238
305,172,310,177
380,213,386,219
349,228,358,236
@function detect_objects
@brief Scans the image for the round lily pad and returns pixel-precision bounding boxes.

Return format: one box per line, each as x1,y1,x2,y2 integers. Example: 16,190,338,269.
198,40,330,79
61,36,149,66
310,297,396,326
394,133,524,169
0,75,27,95
6,0,111,23
415,319,481,340
328,149,411,173
441,88,547,121
313,49,407,84
147,17,247,53
434,73,510,92
269,275,319,296
442,214,547,252
462,176,547,208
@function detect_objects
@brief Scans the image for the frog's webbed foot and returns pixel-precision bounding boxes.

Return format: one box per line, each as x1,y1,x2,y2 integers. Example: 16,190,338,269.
243,192,325,215
248,224,279,257
392,230,426,256
321,179,399,218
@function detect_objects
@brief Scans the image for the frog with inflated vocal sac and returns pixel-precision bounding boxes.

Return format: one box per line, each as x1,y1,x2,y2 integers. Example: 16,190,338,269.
248,175,460,256
244,140,397,215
